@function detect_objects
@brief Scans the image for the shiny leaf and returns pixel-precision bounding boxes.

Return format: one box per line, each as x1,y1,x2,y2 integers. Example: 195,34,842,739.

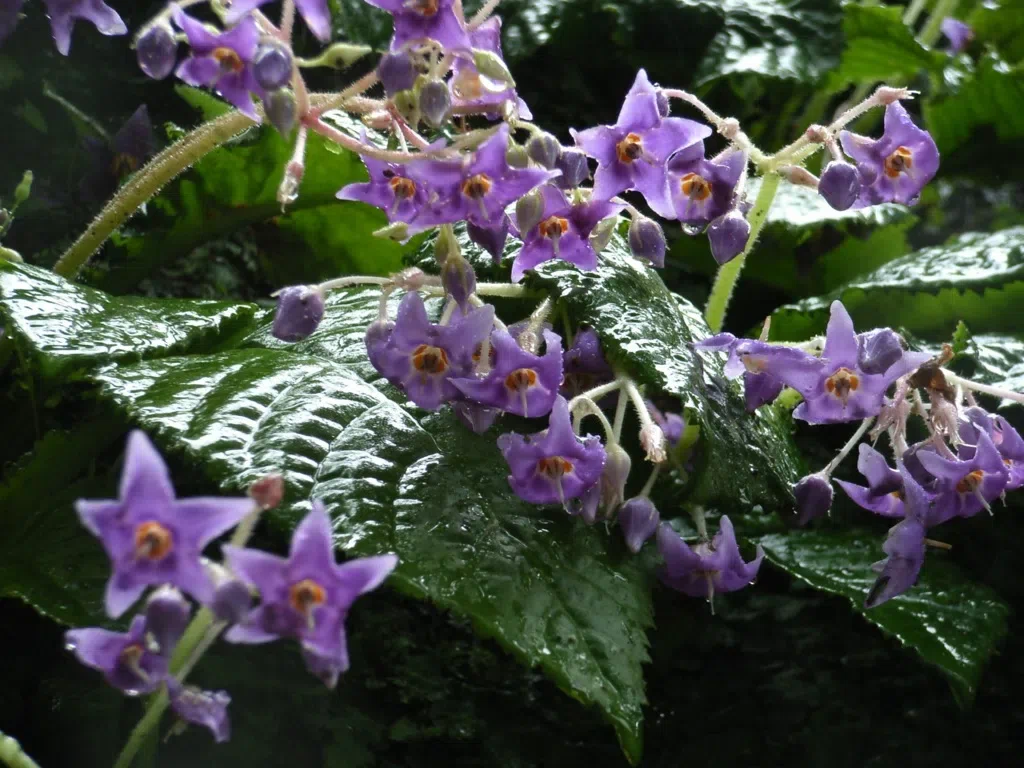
948,332,1024,413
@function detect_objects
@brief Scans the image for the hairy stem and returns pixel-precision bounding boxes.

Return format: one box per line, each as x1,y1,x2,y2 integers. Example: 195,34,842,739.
704,172,780,333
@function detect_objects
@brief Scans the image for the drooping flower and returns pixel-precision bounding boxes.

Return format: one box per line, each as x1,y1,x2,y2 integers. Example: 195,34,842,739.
560,328,613,398
173,9,263,120
65,588,190,694
959,407,1024,489
572,69,711,217
371,291,494,410
618,497,660,553
940,17,973,54
76,432,253,617
79,105,156,203
225,0,332,41
224,502,398,688
666,145,746,226
452,328,563,417
656,516,764,605
136,21,178,79
792,472,834,526
41,0,127,56
835,443,907,519
916,430,1009,519
449,16,531,120
167,680,232,743
497,395,606,506
510,185,624,282
364,0,470,53
839,102,939,207
272,286,326,342
865,516,926,608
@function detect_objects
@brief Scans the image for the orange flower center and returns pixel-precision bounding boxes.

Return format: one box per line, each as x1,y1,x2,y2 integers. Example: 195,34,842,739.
288,578,327,616
538,216,569,239
409,0,439,17
461,173,492,199
389,176,417,200
740,354,765,373
884,146,913,178
956,470,985,494
680,173,712,201
504,368,538,391
110,153,139,177
212,47,244,74
412,344,449,374
472,342,496,368
134,521,174,561
615,133,643,164
537,456,574,478
824,367,860,404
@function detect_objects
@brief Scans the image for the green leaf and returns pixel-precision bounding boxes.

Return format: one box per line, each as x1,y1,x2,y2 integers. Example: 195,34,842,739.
0,260,262,380
924,54,1024,155
99,93,410,291
770,227,1024,342
948,332,1024,412
529,235,805,510
88,336,653,761
758,528,1009,701
969,1,1024,64
826,4,945,92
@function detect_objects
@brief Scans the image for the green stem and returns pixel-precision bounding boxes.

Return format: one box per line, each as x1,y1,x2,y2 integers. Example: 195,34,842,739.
919,0,959,47
0,729,42,768
703,172,780,333
53,110,256,281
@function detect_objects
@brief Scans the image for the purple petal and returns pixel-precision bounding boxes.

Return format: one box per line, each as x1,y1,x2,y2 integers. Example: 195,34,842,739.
175,55,221,87
223,545,289,597
335,554,399,597
174,497,253,549
822,301,859,367
120,430,176,508
288,501,337,576
296,0,331,40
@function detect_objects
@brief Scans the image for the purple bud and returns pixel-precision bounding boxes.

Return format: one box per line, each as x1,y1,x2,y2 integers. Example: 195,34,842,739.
364,319,393,371
441,254,477,310
555,148,590,189
818,161,861,211
793,472,833,526
454,401,500,434
707,211,749,265
253,43,294,91
467,217,509,264
940,18,973,54
272,286,325,341
418,80,451,128
377,51,417,95
136,23,177,80
526,132,562,169
211,579,252,625
618,497,660,554
144,587,191,656
627,216,666,267
264,88,297,136
857,328,904,375
601,443,632,515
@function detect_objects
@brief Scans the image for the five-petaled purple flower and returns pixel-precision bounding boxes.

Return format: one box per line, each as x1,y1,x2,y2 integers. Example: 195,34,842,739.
916,430,1009,520
42,0,127,56
511,185,624,282
665,145,746,226
226,0,332,41
224,501,398,688
839,102,939,207
167,679,232,743
338,143,448,228
836,443,907,519
449,16,531,120
173,9,264,120
369,291,495,410
76,431,254,617
497,395,606,506
365,0,470,53
572,69,711,218
452,327,563,418
959,406,1024,490
656,516,764,606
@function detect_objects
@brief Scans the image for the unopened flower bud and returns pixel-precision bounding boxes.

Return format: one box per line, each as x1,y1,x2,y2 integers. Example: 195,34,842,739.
818,161,862,211
145,587,191,655
505,142,530,168
555,148,589,189
627,216,666,267
13,170,32,207
442,253,477,310
253,43,294,91
365,318,393,371
418,79,451,128
272,286,325,342
0,246,23,263
472,49,515,87
373,221,411,241
390,266,428,291
640,423,667,463
526,132,561,169
434,224,460,266
707,210,749,265
589,215,618,254
136,23,177,80
454,401,500,434
318,42,372,69
515,188,545,235
392,89,418,123
265,88,297,137
249,474,284,509
211,578,252,625
601,443,632,514
618,497,661,554
378,51,417,96
467,217,509,264
778,164,819,189
857,328,904,375
793,472,833,526
873,86,913,106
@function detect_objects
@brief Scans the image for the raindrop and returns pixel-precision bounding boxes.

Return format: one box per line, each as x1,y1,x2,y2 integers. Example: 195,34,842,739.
64,642,77,652
681,223,705,237
125,689,141,697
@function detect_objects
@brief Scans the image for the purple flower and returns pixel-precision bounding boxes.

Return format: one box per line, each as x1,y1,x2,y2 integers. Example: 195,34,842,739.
793,472,834,526
167,679,232,742
657,517,764,604
836,443,907,519
856,328,905,375
41,0,126,56
173,9,263,120
627,216,667,267
365,0,470,53
467,216,510,263
136,22,178,80
618,497,660,553
940,17,973,54
646,401,685,447
706,210,750,265
916,430,1009,519
818,160,862,211
497,395,606,506
80,105,156,203
839,102,939,207
224,502,398,688
666,146,745,226
865,516,926,608
0,0,25,46
370,291,494,410
561,328,613,398
76,432,253,617
226,0,331,41
572,70,711,217
452,328,563,417
783,302,929,425
959,407,1024,490
449,16,531,120
65,588,190,694
272,286,326,342
511,185,624,282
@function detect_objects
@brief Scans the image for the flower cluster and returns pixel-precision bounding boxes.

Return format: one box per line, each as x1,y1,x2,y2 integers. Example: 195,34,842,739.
65,431,397,741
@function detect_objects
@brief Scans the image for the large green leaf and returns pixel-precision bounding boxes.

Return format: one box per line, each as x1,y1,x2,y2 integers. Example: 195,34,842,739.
0,261,262,380
758,527,1009,702
528,235,805,510
769,227,1024,342
948,332,1024,413
969,1,1024,65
